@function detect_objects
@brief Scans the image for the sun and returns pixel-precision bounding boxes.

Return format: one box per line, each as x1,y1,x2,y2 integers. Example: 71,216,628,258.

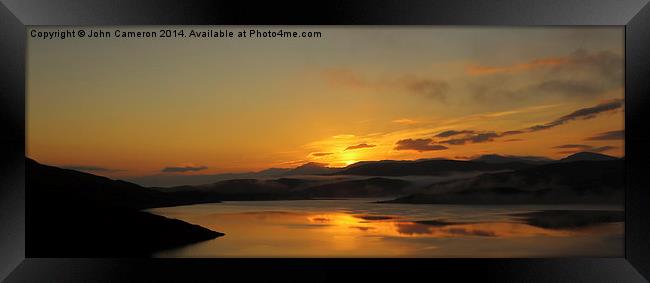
336,150,361,167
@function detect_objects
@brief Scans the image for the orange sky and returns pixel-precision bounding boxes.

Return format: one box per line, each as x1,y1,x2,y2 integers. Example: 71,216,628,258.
27,27,624,178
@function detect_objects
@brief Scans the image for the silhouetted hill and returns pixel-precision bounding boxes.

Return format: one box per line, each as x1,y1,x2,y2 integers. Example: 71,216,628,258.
27,158,227,209
28,202,223,257
301,177,411,198
29,158,175,209
165,176,411,200
27,158,223,257
284,162,341,175
559,152,619,162
126,162,339,187
171,178,311,200
127,167,292,187
471,154,553,164
334,159,532,176
383,160,624,205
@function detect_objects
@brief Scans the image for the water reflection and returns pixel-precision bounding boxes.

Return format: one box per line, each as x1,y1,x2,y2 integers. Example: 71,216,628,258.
149,200,623,257
308,212,582,238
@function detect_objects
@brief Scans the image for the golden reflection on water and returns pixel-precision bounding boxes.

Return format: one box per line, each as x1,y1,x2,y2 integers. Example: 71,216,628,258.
303,212,589,238
150,206,623,258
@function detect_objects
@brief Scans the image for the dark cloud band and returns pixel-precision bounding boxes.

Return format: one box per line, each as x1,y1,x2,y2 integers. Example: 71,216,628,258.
345,143,376,150
586,130,624,140
394,138,448,152
407,99,623,152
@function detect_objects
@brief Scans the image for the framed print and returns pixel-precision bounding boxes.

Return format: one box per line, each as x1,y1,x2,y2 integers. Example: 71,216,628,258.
1,0,649,281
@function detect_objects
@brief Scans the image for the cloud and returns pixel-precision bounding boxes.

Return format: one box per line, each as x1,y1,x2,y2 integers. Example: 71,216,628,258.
345,143,376,151
396,100,623,152
404,78,449,100
332,134,355,139
393,118,419,125
591,146,616,153
559,99,622,121
468,49,621,80
434,130,475,138
394,138,448,152
526,99,623,132
467,57,569,75
553,144,592,150
439,132,500,145
62,165,124,172
321,69,366,89
161,165,208,173
467,49,623,101
310,152,333,157
501,130,525,136
553,144,616,154
322,69,449,101
586,130,624,140
533,80,604,96
278,159,309,166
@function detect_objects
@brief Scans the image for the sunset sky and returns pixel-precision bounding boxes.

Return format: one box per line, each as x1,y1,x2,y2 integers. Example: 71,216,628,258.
27,26,624,178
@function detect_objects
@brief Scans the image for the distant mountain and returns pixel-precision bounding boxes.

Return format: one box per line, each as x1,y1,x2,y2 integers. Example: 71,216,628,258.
27,158,223,257
164,176,411,200
472,154,553,164
334,159,532,176
559,152,619,162
127,163,341,188
284,162,341,175
127,167,292,187
259,167,294,175
382,160,624,205
301,177,411,198
165,178,311,201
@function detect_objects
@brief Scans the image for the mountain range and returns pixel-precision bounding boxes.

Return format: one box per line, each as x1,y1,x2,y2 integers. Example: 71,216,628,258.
27,151,624,256
128,152,617,187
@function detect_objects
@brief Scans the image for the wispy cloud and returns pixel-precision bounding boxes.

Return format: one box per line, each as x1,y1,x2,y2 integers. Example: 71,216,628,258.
345,143,376,151
392,118,419,125
555,144,616,154
467,49,623,102
302,99,622,163
404,78,449,100
586,130,624,140
332,134,356,139
467,57,569,75
407,99,623,149
553,144,592,150
439,132,500,145
434,130,475,138
525,99,623,132
310,152,333,157
394,138,448,152
322,69,449,101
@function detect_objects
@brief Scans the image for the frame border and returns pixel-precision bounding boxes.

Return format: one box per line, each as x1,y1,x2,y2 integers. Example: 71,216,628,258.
1,0,649,281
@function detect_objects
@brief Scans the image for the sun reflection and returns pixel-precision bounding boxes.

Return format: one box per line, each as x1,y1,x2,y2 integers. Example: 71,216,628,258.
305,212,593,239
150,204,625,258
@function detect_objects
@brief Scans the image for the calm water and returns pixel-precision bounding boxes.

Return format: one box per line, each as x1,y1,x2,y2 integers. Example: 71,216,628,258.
147,199,623,258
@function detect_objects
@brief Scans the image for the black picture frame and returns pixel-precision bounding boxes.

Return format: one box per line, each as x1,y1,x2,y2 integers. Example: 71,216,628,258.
1,0,649,281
